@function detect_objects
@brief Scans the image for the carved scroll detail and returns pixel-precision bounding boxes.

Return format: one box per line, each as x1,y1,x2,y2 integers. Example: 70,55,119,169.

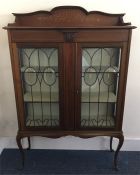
63,31,77,42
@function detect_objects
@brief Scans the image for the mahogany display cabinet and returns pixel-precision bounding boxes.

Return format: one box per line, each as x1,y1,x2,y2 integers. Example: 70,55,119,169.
4,6,136,170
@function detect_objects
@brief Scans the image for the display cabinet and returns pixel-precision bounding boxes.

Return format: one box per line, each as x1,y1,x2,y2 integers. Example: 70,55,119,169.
4,6,135,170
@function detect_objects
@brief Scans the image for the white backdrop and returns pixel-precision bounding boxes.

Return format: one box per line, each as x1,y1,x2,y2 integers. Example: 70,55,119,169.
0,0,140,150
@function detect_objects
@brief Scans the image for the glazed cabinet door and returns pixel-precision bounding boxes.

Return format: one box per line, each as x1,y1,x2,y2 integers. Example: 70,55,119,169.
13,44,64,129
75,43,126,130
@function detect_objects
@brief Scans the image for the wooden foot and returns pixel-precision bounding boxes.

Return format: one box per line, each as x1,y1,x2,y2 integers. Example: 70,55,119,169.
113,135,124,171
27,137,31,150
110,136,114,152
16,135,24,169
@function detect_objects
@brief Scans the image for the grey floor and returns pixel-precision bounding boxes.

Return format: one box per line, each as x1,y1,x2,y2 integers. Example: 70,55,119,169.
0,149,140,174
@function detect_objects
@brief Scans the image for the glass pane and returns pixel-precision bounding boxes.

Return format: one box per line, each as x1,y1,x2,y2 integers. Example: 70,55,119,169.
19,48,59,127
81,48,121,128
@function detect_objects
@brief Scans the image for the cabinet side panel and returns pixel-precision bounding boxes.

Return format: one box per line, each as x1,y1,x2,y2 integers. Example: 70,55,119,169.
7,31,22,130
116,30,132,130
8,38,25,130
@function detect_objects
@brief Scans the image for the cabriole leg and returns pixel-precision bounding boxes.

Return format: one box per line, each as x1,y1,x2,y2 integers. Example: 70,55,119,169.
16,135,24,169
27,137,31,150
114,135,124,171
110,136,114,152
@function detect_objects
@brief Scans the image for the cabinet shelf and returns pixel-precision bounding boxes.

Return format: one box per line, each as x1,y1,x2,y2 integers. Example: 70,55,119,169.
21,66,119,74
81,115,115,127
21,66,59,73
82,91,117,103
26,115,115,128
26,115,59,126
23,91,116,103
82,66,119,73
24,92,59,102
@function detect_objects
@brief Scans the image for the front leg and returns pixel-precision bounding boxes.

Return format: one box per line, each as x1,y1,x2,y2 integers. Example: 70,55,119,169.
110,136,114,152
27,137,31,150
113,135,124,170
16,135,24,168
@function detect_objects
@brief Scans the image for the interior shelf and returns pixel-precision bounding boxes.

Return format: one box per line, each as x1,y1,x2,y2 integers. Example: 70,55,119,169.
82,91,117,103
21,66,58,73
26,114,115,128
81,115,115,127
24,92,59,102
23,91,116,103
82,66,119,73
26,115,59,126
21,66,118,74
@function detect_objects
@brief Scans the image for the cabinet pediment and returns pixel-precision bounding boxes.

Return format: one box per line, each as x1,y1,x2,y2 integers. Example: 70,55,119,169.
4,6,135,29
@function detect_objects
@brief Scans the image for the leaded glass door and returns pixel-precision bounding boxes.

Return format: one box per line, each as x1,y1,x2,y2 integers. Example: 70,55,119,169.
76,45,122,129
19,46,63,128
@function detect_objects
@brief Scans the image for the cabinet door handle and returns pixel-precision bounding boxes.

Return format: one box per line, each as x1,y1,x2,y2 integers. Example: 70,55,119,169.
76,90,79,94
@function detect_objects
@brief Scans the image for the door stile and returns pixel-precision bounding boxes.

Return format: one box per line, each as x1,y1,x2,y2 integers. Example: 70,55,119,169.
75,43,82,129
63,43,75,130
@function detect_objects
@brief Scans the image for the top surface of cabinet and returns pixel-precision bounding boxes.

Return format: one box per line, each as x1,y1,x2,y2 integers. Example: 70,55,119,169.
4,6,136,29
